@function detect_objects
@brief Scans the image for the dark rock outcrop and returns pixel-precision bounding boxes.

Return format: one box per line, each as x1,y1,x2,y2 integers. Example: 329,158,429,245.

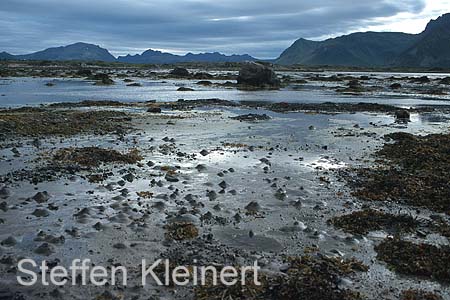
170,67,190,77
237,62,280,89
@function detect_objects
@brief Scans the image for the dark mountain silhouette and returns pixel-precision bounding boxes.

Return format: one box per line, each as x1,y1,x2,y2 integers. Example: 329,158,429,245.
394,13,450,67
0,52,15,60
276,13,450,68
9,42,117,62
117,49,255,63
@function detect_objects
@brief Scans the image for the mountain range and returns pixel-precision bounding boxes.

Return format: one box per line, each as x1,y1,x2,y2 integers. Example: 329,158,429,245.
0,42,256,64
276,13,450,67
1,13,450,67
117,49,255,63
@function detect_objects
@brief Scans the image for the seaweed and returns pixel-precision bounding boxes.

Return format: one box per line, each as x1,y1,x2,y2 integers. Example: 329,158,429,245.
195,255,367,300
329,209,421,235
375,238,450,283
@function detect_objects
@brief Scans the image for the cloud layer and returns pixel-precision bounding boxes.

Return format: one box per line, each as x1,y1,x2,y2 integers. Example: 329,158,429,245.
0,0,433,58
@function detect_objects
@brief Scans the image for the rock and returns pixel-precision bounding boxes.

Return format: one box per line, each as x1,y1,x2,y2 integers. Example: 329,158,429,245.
439,77,450,85
0,187,11,199
170,67,190,77
122,173,135,182
32,191,50,203
195,164,207,172
177,87,195,91
237,62,280,88
32,208,50,217
245,201,261,213
93,73,114,85
165,173,179,182
193,72,214,79
196,80,213,86
390,83,402,89
410,76,430,84
275,188,287,200
200,149,210,156
34,243,55,256
147,107,162,113
0,202,7,212
34,232,65,244
76,69,92,77
395,110,411,122
1,236,17,247
207,190,217,200
218,180,228,189
230,114,271,122
113,243,127,249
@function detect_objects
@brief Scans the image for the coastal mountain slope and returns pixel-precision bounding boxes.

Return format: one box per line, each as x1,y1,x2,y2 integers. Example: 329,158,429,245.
394,13,450,67
276,13,450,67
13,42,117,62
117,49,256,63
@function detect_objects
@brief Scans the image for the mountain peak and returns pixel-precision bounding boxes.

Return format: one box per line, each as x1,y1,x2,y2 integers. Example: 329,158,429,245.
276,13,450,67
424,13,450,33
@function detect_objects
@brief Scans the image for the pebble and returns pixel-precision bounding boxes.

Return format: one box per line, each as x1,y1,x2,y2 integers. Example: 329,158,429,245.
32,191,50,203
34,243,55,256
32,208,50,217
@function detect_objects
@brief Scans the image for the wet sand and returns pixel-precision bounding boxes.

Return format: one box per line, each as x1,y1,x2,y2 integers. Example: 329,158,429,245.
0,98,449,299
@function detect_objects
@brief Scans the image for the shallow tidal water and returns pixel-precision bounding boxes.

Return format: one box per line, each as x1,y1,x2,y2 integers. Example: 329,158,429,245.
1,70,450,107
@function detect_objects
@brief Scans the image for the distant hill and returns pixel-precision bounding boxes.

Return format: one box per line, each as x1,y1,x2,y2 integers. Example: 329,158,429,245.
0,52,15,60
276,13,450,68
8,42,117,62
117,49,256,64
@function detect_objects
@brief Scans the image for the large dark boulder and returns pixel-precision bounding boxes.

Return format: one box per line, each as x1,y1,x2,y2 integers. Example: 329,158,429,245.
170,67,190,77
237,62,280,89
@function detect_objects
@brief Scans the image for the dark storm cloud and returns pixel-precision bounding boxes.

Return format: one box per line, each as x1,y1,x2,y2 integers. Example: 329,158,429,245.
0,0,427,58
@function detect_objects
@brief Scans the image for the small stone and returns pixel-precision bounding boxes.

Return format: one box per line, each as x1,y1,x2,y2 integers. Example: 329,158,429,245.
122,173,135,182
34,243,55,256
32,208,50,217
1,236,17,247
32,191,50,203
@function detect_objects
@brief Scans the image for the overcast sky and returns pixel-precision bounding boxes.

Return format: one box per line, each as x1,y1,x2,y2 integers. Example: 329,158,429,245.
1,0,449,58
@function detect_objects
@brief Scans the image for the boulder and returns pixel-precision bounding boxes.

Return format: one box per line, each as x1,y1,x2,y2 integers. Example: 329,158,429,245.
170,67,190,77
395,110,411,122
237,62,280,88
147,107,162,113
390,83,402,89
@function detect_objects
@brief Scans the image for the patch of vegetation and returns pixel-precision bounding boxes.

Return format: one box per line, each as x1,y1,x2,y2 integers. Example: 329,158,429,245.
401,290,443,300
351,132,450,214
195,255,367,300
53,147,142,167
0,109,131,136
328,209,421,235
375,238,450,283
165,222,199,241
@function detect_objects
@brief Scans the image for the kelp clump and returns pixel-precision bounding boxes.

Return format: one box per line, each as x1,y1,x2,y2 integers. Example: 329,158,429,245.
53,147,142,168
329,209,421,235
375,238,450,283
351,132,450,214
195,255,367,300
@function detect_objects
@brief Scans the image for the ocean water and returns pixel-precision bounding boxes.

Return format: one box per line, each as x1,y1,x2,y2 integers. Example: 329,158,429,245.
1,71,450,107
